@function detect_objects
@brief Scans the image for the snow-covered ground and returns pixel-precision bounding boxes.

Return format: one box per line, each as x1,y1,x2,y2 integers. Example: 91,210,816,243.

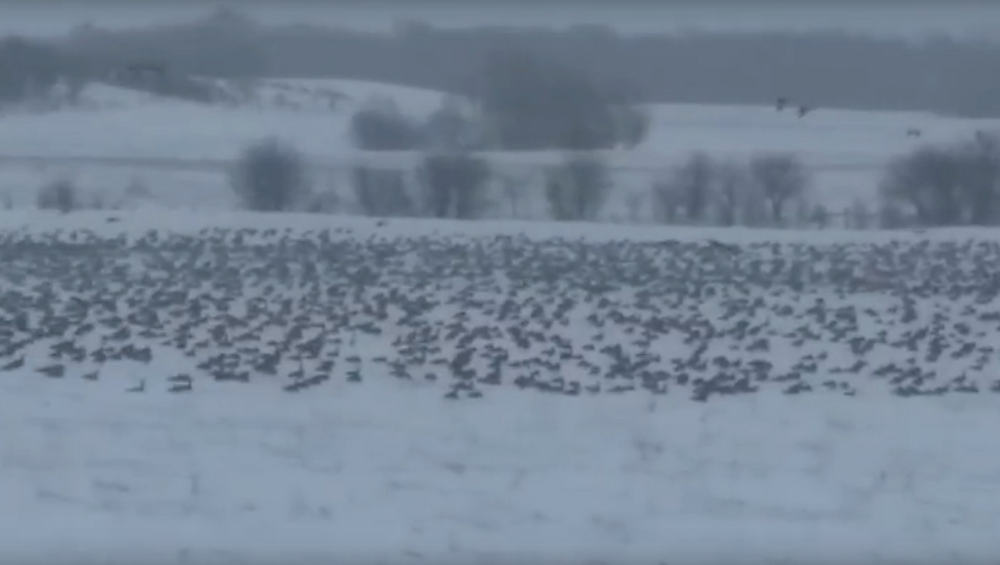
4,372,998,564
2,210,1000,563
1,78,997,220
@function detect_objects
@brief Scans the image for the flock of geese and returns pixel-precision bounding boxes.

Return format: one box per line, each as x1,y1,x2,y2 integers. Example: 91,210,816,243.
0,221,998,401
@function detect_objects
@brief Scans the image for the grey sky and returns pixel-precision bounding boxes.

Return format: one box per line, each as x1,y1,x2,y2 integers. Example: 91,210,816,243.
3,1,998,40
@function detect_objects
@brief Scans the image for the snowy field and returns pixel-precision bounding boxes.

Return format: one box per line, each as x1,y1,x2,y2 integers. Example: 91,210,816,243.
1,78,998,220
2,210,1000,563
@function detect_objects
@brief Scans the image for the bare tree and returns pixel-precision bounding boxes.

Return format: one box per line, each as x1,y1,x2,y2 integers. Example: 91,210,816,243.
713,160,749,226
419,153,492,219
229,137,309,212
880,132,1000,227
680,152,716,222
650,178,682,224
749,153,809,226
880,145,963,226
545,155,611,221
956,131,1000,225
654,152,715,224
810,203,831,229
495,171,530,219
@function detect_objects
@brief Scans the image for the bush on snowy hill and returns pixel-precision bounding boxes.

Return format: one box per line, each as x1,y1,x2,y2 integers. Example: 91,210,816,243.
473,50,643,151
229,138,310,212
422,96,488,152
350,96,424,151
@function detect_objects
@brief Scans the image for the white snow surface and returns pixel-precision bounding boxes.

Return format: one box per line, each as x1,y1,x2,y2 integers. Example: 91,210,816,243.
4,374,999,565
1,210,1000,563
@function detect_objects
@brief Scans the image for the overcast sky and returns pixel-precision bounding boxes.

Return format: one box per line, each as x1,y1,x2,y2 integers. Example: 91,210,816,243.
3,1,999,40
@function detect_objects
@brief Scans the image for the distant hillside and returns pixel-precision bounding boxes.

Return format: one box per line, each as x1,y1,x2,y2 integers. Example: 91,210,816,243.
39,8,1000,118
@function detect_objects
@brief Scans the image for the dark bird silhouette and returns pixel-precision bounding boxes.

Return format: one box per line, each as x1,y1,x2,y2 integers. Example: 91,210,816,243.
1,356,24,371
36,364,65,378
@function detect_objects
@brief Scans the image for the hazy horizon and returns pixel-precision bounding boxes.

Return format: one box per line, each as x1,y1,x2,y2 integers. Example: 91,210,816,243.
4,1,1000,41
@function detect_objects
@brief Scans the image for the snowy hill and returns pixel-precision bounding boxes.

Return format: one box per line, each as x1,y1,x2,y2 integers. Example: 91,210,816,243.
5,78,994,163
1,210,999,563
0,76,997,216
0,78,452,160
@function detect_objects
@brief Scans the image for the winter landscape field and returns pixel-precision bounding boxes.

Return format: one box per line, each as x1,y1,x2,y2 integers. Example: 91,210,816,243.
6,5,1000,563
2,208,1000,563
